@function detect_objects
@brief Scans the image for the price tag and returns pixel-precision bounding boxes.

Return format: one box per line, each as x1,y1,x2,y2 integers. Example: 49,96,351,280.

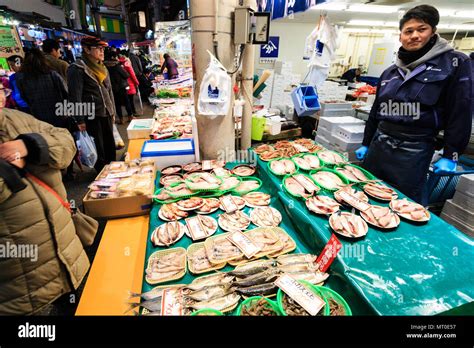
185,216,208,240
294,175,317,193
202,160,213,171
316,234,342,272
219,195,239,213
161,288,184,316
227,231,261,258
337,190,371,212
275,274,325,316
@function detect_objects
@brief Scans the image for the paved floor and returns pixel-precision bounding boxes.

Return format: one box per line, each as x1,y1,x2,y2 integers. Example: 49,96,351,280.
38,102,155,315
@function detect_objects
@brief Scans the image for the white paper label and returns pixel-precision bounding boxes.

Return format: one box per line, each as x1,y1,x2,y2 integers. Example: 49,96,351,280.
227,231,261,259
202,160,213,171
275,274,325,316
219,195,239,214
161,288,184,316
186,217,208,240
338,191,370,212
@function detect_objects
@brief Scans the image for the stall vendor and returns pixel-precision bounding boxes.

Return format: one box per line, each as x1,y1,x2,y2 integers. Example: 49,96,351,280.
355,5,472,203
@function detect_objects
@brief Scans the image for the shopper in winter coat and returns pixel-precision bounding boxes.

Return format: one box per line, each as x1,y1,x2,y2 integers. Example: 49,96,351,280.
119,53,139,121
6,55,29,113
0,85,93,315
68,36,117,173
42,38,70,82
16,49,69,130
105,50,130,124
161,53,179,80
355,5,472,203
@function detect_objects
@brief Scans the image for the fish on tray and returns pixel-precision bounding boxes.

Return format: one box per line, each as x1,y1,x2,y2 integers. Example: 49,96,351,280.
335,165,370,182
250,207,282,228
360,205,400,229
317,150,346,165
270,159,297,175
363,182,398,201
390,198,430,222
311,171,345,190
329,212,368,238
243,192,271,207
196,198,221,214
306,195,341,215
159,203,189,221
151,221,187,247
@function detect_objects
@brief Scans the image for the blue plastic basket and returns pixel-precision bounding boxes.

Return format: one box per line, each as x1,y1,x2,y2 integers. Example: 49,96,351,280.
422,156,474,207
291,85,321,117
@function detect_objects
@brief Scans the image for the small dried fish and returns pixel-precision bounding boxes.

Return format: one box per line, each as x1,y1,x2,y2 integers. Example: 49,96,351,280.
188,293,241,311
185,273,235,291
240,298,279,316
236,282,279,297
186,284,233,302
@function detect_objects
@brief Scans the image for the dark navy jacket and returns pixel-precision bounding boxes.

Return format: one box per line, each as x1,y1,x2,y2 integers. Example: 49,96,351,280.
363,50,472,159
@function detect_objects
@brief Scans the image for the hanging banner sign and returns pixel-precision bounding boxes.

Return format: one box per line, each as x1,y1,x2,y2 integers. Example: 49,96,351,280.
260,36,279,63
257,0,326,20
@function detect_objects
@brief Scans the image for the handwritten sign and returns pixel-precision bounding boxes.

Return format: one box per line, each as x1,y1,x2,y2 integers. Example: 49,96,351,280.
227,231,261,258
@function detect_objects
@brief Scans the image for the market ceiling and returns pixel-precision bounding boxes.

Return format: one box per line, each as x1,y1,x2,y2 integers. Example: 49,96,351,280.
277,0,474,33
0,6,63,29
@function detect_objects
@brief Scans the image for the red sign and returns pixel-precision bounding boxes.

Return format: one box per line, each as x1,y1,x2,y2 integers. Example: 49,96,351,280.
316,234,342,272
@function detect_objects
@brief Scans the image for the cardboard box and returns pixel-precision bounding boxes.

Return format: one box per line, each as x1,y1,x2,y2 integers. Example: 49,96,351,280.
82,166,153,219
440,212,474,238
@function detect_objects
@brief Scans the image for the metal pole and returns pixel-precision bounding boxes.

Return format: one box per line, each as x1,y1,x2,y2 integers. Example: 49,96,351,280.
120,0,131,45
90,0,102,38
190,0,237,160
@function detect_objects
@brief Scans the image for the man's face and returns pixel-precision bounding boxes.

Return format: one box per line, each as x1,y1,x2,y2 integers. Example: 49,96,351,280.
399,19,435,51
85,46,105,61
52,48,61,59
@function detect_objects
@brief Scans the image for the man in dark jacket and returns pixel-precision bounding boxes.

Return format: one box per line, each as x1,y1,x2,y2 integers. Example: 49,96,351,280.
67,36,116,172
355,5,472,203
105,50,130,124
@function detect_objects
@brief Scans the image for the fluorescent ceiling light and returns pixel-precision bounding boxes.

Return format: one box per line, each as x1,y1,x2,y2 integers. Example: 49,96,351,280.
347,4,398,13
347,20,398,27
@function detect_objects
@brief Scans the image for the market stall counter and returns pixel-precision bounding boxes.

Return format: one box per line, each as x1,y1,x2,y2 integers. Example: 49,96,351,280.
252,141,474,315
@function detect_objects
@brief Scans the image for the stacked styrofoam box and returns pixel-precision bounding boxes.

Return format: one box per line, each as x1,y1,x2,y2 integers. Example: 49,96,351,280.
316,116,365,156
441,174,474,237
317,116,365,136
317,81,350,102
319,101,355,117
332,124,366,152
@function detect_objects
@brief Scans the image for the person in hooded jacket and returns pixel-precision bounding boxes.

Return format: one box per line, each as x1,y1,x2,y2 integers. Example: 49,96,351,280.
0,84,95,315
355,5,472,203
104,50,130,124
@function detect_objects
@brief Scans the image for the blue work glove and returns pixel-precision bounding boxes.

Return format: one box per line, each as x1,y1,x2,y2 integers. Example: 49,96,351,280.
355,146,368,160
433,158,457,174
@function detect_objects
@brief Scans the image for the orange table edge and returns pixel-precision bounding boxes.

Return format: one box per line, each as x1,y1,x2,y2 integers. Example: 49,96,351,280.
76,139,148,315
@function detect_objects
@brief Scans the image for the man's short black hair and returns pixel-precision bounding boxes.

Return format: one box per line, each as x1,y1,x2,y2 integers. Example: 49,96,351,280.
6,55,23,63
42,39,60,53
399,5,440,31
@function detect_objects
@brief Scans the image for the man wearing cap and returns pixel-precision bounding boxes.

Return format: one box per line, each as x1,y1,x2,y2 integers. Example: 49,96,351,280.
67,36,117,172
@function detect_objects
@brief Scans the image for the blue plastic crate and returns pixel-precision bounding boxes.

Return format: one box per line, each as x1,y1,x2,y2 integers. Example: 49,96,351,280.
291,85,321,117
421,156,474,207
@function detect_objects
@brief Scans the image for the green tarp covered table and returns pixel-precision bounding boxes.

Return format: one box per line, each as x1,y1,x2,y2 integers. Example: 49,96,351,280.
141,163,368,314
256,154,474,315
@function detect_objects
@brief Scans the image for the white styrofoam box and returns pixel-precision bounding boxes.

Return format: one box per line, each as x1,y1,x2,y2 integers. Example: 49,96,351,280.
335,124,366,143
318,116,365,135
127,119,154,140
265,119,282,135
332,134,362,152
316,127,335,143
440,212,474,237
320,101,353,111
452,191,474,211
455,174,474,196
442,199,474,227
140,139,196,171
320,109,356,117
314,134,333,149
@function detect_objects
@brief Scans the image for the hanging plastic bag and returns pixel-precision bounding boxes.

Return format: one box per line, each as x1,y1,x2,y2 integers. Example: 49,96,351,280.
113,124,125,149
198,51,232,118
75,131,98,168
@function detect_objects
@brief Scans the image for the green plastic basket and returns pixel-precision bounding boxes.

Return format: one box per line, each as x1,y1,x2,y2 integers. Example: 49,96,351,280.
282,173,320,200
219,175,242,193
277,280,330,316
316,150,348,168
190,308,224,316
231,176,263,195
184,173,223,193
153,188,181,204
309,168,349,193
334,164,376,184
236,296,282,316
267,158,299,177
166,181,199,199
290,153,321,171
313,286,352,316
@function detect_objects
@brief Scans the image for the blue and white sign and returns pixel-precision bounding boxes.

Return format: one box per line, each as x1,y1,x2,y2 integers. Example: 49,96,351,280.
257,0,326,20
260,36,280,63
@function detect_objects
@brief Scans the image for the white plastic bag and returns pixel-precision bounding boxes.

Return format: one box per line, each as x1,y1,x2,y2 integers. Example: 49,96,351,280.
198,51,232,118
113,124,125,149
75,131,98,168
